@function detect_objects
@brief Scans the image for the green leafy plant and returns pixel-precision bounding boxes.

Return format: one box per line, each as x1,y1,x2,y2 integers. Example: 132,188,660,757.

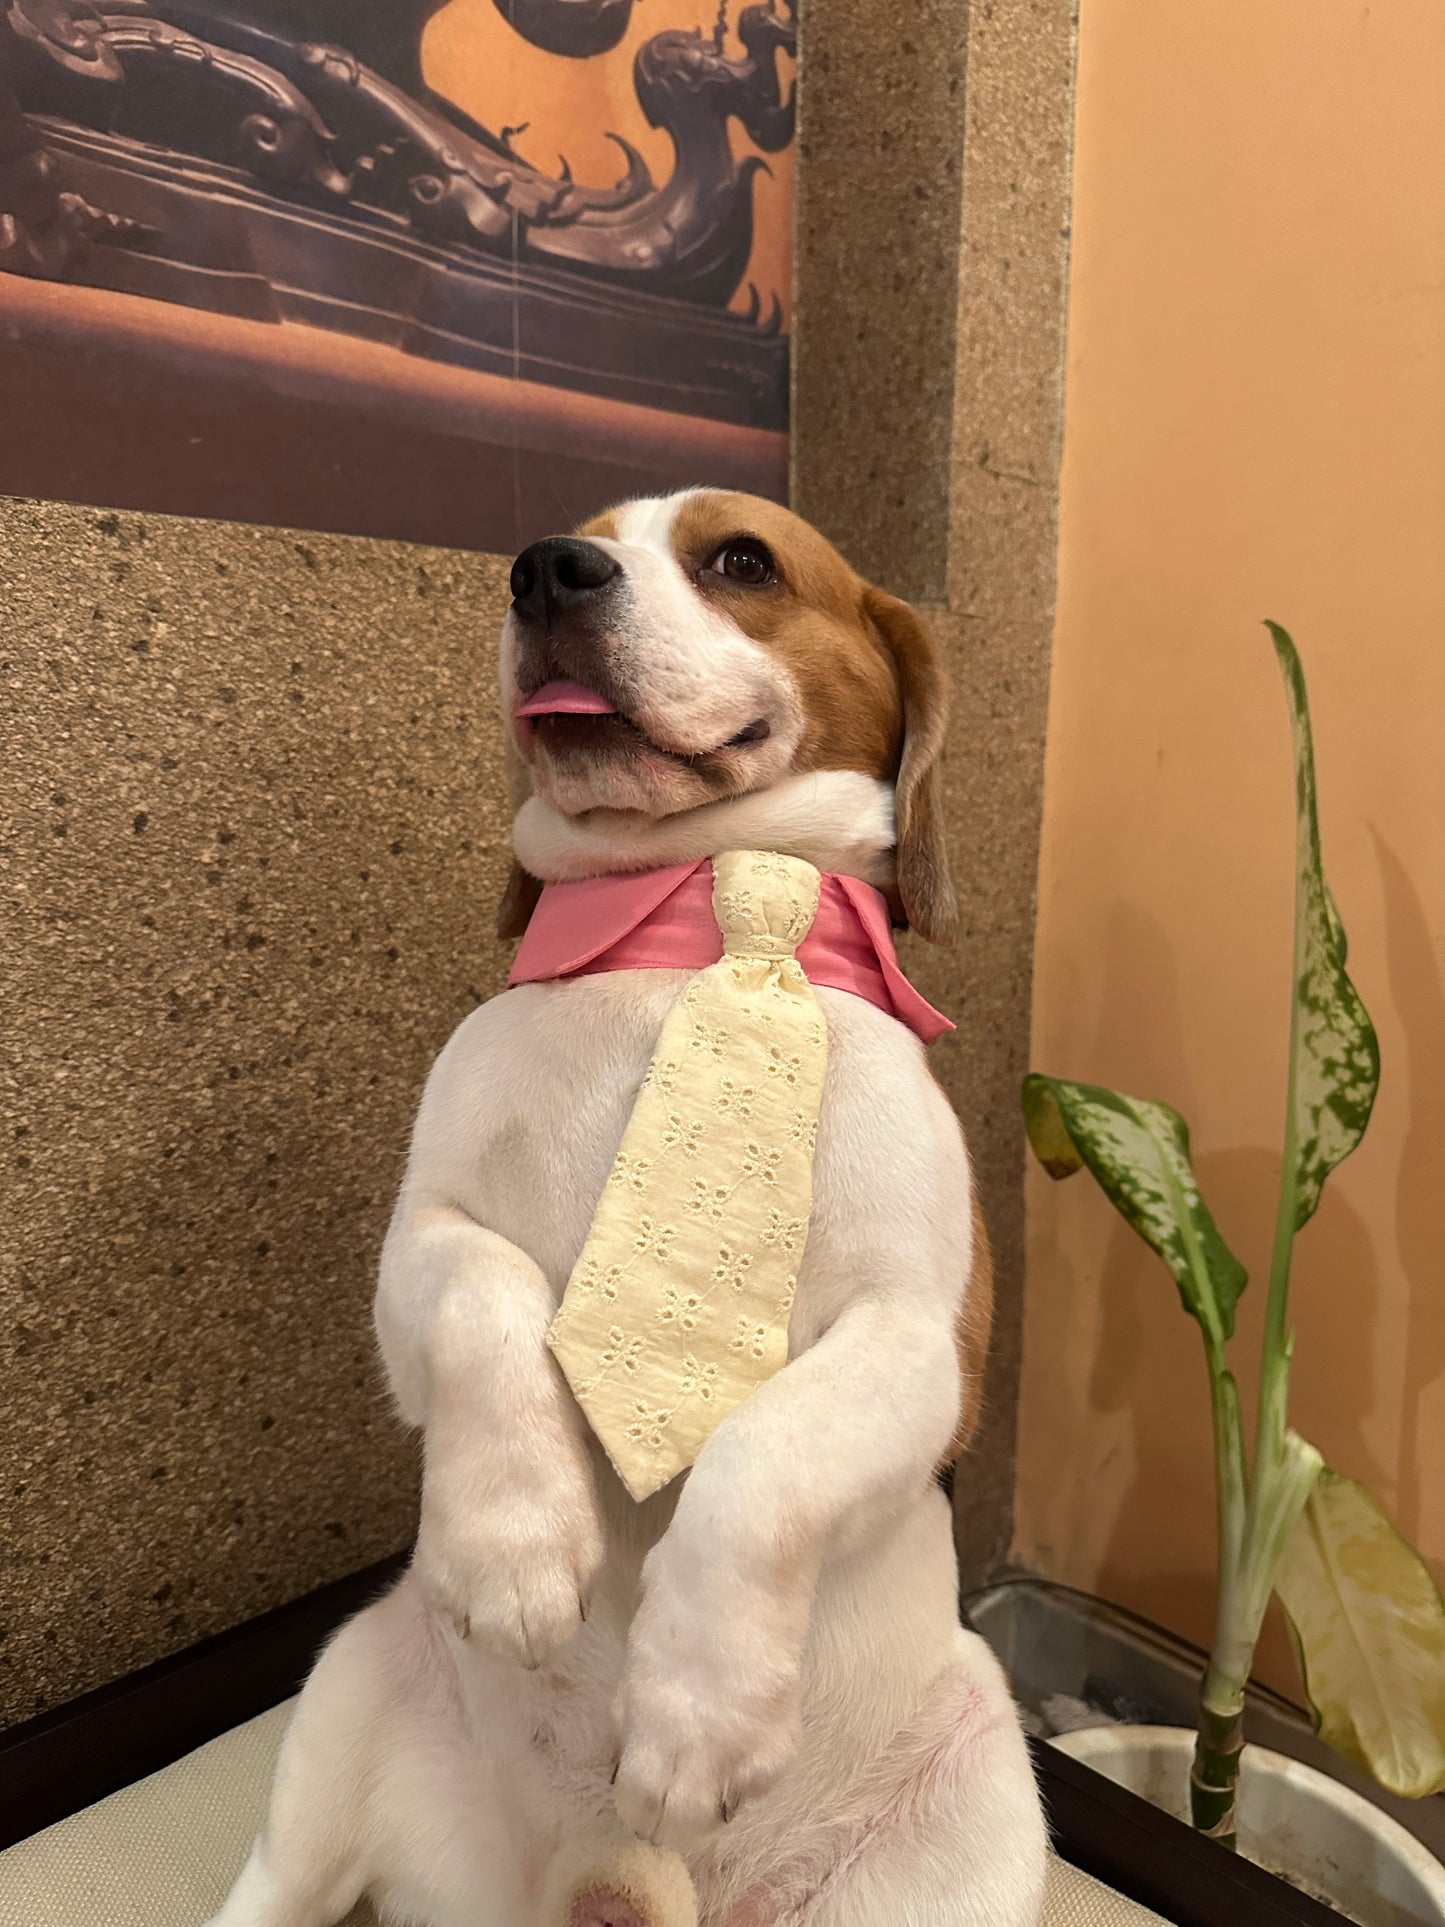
1023,624,1445,1848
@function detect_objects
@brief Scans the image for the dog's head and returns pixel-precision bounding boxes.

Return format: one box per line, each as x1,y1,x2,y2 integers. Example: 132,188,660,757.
501,489,955,943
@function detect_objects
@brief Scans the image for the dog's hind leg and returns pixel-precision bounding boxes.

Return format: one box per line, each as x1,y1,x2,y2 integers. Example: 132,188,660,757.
807,1733,1044,1925
205,1599,392,1927
726,1636,1046,1927
207,1846,359,1927
211,1575,540,1927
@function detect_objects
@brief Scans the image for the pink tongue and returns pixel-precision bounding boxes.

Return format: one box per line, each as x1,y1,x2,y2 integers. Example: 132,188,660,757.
515,679,618,719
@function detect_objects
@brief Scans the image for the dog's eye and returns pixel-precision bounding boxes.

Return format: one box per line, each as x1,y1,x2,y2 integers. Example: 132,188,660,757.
706,537,776,587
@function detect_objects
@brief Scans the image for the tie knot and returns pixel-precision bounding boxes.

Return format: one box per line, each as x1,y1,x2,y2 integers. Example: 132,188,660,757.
712,850,822,958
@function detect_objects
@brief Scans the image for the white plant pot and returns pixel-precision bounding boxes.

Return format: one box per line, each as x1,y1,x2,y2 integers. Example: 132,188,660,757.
1051,1724,1445,1927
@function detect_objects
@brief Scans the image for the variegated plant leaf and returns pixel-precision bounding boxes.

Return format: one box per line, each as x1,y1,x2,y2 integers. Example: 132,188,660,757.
1022,1075,1248,1343
1268,624,1379,1229
1277,1467,1445,1798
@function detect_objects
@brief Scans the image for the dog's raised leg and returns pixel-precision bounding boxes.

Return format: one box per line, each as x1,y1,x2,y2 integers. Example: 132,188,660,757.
376,1199,608,1672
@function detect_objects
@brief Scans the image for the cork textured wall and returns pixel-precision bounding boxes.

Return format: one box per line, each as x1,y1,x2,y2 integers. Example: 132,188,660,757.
796,0,1077,1585
1,503,513,1725
2,0,1077,1721
792,0,970,603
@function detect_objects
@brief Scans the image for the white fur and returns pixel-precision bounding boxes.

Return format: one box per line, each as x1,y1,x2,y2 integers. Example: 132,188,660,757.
208,498,1046,1927
512,771,898,890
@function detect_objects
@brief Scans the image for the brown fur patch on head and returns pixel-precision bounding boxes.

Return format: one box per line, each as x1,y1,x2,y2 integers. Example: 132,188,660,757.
577,507,622,543
668,492,902,779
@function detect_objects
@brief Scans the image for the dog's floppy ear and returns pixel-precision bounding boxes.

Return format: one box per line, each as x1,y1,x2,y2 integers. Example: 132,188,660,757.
497,741,543,940
497,861,542,940
863,585,958,945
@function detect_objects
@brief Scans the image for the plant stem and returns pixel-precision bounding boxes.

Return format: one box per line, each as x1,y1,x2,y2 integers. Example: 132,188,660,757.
1255,733,1309,1497
1253,1186,1298,1503
1207,1353,1246,1579
1192,683,1315,1846
1194,1669,1246,1846
1194,1343,1248,1841
1193,1394,1322,1843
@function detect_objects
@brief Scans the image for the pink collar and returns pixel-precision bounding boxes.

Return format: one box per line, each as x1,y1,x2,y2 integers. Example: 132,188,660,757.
508,859,953,1045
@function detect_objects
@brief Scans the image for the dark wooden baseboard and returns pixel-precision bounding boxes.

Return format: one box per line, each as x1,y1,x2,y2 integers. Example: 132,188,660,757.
0,1552,406,1853
0,1554,1348,1921
1032,1737,1348,1926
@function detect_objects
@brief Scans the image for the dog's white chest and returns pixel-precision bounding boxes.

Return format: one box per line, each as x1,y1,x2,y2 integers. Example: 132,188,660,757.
413,971,692,1291
403,968,946,1357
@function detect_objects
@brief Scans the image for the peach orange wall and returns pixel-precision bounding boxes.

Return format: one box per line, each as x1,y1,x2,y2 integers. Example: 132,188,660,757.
1014,0,1445,1691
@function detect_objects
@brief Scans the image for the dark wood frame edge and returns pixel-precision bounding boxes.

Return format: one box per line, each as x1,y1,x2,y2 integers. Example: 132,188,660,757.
1031,1737,1348,1926
0,1558,1348,1921
0,1552,407,1853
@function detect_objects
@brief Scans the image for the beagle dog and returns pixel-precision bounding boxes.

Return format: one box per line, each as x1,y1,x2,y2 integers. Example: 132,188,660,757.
209,491,1045,1927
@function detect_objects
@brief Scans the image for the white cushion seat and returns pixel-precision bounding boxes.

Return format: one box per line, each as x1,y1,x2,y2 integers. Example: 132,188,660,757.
0,1702,1172,1926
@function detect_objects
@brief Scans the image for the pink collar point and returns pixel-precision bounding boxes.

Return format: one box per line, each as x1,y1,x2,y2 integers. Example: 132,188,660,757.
508,859,954,1045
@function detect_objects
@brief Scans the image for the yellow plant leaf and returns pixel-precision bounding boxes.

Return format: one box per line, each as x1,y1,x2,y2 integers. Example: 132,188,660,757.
1277,1467,1445,1799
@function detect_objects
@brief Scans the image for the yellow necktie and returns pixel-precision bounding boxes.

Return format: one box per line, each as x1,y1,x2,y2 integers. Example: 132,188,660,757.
546,850,828,1502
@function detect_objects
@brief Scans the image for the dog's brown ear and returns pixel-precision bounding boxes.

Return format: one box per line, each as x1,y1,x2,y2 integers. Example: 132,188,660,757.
497,862,542,940
497,738,543,940
863,586,958,945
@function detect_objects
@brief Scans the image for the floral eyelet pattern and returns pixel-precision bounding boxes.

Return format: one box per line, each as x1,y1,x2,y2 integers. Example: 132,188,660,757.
546,850,827,1502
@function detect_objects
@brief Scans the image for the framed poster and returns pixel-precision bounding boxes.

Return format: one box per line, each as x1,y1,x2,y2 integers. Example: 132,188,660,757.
0,0,795,552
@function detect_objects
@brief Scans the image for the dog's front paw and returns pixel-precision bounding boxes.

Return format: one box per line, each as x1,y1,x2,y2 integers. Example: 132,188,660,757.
614,1565,804,1849
414,1469,605,1670
614,1717,800,1852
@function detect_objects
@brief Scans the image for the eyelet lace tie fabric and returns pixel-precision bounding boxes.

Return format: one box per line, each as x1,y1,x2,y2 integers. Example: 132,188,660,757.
545,849,828,1501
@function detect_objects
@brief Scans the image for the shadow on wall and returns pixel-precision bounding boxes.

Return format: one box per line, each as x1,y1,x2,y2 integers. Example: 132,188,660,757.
1046,898,1411,1690
1372,829,1445,1551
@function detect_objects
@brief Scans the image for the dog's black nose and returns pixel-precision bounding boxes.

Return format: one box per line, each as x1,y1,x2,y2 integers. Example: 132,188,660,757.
509,537,620,623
